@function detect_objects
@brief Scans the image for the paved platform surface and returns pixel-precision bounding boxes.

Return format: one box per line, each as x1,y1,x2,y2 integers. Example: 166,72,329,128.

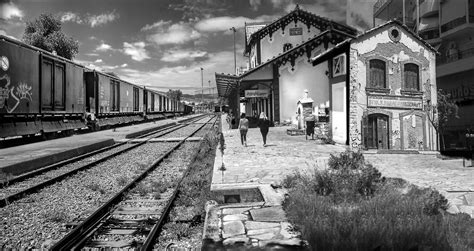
210,114,474,245
0,115,199,176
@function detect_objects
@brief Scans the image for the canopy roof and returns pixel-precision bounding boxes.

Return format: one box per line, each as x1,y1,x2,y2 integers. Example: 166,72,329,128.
215,73,239,98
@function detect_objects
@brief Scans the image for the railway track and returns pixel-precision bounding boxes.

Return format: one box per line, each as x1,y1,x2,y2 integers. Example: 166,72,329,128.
0,115,208,207
50,115,218,250
0,115,216,249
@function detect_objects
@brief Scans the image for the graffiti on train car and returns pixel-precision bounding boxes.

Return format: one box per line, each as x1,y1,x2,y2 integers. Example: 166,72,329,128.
0,73,33,113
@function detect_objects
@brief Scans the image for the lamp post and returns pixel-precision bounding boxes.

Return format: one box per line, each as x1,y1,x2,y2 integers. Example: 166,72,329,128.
230,27,236,74
200,67,204,113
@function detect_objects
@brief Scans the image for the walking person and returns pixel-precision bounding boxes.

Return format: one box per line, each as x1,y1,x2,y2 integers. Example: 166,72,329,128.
258,112,270,146
239,113,249,147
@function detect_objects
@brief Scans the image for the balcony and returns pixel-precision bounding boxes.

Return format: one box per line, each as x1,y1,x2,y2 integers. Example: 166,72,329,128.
420,0,439,18
437,48,474,77
441,16,466,33
419,29,441,44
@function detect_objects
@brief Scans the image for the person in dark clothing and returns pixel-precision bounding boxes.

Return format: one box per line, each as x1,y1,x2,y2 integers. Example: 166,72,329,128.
258,112,270,146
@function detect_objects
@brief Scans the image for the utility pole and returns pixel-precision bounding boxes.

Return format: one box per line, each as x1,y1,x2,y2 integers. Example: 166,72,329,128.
200,67,204,113
230,27,236,74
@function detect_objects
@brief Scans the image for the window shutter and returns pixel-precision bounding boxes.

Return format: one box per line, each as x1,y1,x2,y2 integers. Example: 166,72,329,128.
362,113,368,149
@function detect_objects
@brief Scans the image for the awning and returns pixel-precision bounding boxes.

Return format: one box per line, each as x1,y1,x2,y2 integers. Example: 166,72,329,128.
215,73,239,98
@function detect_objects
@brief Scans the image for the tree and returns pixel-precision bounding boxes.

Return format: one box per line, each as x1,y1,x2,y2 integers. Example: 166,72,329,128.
426,89,459,151
167,89,183,102
23,13,79,59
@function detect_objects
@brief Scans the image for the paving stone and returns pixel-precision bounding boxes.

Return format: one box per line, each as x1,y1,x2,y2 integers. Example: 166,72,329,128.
222,207,252,215
249,206,286,222
245,221,281,230
223,214,248,221
259,238,304,247
249,232,276,240
247,227,280,236
222,235,249,245
464,193,474,206
458,205,474,217
222,221,245,238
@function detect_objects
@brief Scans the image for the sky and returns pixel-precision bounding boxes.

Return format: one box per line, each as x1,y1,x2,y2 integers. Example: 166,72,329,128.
0,0,374,94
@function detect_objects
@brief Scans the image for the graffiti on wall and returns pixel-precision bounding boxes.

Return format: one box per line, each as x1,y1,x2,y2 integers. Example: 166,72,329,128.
0,73,33,113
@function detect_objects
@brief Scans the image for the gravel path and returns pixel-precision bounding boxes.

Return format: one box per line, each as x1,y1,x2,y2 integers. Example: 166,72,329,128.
0,142,174,249
0,143,131,199
85,142,200,247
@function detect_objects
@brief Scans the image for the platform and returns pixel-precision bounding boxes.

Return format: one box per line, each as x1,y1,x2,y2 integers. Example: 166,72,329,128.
203,114,474,249
0,115,200,176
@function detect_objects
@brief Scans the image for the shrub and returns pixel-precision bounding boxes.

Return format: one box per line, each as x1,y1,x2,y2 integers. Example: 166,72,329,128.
85,182,105,194
328,150,365,171
134,183,150,197
45,210,68,223
116,175,129,187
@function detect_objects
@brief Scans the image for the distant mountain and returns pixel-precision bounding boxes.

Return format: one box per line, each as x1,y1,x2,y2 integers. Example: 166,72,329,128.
182,93,217,102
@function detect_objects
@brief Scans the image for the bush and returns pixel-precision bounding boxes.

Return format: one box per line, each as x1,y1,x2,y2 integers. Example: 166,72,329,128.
282,151,469,250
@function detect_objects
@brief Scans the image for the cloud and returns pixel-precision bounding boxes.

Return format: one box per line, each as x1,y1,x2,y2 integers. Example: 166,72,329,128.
141,20,172,31
60,12,82,23
284,1,346,22
161,50,208,62
118,50,243,93
0,2,23,20
249,0,262,11
195,16,265,32
96,42,113,51
121,63,128,67
147,22,201,45
94,59,103,63
60,10,119,27
88,10,119,27
123,42,150,61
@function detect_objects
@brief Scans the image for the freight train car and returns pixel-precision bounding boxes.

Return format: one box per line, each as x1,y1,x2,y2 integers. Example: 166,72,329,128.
0,34,191,138
0,35,86,138
84,71,145,129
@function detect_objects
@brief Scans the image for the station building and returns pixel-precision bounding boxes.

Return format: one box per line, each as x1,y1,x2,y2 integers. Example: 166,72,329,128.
216,6,438,150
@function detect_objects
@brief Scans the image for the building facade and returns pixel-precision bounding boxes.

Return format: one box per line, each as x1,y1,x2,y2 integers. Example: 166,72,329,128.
216,7,438,150
373,0,474,150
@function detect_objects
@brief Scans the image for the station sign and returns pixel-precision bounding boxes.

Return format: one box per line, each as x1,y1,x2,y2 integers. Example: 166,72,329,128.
289,27,303,36
367,95,422,110
245,89,270,98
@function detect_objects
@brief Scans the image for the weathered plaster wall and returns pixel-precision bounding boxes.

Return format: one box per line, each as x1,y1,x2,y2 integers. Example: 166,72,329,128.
260,23,321,64
278,57,329,123
349,25,437,150
332,81,347,144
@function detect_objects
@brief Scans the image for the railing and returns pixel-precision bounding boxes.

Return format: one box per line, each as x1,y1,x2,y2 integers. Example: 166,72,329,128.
437,48,474,65
441,16,466,33
419,29,440,40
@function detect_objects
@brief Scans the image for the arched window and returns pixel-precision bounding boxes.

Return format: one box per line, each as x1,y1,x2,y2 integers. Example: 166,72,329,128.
283,43,293,52
404,63,419,91
369,59,386,88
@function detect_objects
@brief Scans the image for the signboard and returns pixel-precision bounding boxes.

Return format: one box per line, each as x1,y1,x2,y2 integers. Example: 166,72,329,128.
289,27,303,36
367,95,422,109
444,83,474,101
245,89,270,98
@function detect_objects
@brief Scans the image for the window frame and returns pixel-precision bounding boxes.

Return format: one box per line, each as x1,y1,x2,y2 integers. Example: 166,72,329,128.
332,53,346,77
366,57,390,93
401,62,422,93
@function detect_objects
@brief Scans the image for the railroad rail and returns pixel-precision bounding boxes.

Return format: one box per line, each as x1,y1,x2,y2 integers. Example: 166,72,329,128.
0,115,208,207
50,115,217,250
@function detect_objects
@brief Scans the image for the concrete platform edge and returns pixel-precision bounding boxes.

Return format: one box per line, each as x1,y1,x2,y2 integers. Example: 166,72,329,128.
1,139,114,175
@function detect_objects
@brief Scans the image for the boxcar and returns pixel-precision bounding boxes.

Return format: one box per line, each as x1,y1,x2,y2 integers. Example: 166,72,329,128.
85,71,144,128
0,35,85,138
